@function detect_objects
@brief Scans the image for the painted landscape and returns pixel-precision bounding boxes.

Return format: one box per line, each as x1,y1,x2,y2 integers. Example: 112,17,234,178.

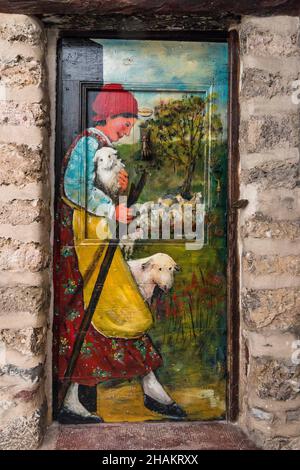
90,39,228,421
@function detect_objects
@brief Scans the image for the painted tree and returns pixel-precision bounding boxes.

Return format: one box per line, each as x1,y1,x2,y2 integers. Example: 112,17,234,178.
145,93,223,198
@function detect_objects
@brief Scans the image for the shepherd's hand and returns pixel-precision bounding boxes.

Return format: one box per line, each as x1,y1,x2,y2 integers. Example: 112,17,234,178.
115,203,133,224
118,169,129,192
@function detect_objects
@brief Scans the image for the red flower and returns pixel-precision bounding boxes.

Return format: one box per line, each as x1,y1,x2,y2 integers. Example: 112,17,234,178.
191,272,199,288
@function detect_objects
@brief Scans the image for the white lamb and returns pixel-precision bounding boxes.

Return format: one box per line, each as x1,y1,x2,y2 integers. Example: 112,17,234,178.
127,253,180,303
94,146,125,200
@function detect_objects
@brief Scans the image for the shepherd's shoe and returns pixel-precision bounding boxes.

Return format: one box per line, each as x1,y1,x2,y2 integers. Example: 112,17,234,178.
144,394,187,419
58,382,102,424
57,406,103,424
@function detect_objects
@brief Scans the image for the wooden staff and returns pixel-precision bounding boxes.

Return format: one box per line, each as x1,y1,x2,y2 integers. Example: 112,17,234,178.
58,171,147,409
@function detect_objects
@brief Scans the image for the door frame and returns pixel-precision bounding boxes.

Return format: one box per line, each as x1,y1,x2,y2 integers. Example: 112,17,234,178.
54,29,240,422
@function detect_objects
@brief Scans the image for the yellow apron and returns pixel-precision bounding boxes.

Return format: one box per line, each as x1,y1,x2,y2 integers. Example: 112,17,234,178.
72,208,153,339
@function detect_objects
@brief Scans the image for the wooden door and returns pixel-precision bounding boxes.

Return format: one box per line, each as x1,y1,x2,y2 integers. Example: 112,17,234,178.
54,37,228,423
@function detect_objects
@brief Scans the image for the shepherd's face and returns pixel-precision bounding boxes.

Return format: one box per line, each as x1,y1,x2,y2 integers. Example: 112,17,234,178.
105,116,136,142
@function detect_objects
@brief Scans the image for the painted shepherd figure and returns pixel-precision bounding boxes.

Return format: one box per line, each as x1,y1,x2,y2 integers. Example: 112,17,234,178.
53,84,186,423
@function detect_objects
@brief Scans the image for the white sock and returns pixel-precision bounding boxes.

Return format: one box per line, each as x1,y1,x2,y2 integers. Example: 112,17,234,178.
142,371,173,405
64,382,93,417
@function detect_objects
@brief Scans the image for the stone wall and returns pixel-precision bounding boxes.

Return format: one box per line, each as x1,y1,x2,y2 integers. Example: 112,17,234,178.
0,12,299,451
238,16,300,450
0,14,50,449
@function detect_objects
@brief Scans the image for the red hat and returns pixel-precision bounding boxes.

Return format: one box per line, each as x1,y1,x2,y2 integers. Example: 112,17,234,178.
92,83,138,122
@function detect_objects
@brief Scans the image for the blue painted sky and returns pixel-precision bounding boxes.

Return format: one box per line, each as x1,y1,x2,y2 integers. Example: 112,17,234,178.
91,39,228,142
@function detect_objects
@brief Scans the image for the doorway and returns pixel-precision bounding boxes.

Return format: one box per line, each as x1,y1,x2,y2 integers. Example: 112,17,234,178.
53,36,232,423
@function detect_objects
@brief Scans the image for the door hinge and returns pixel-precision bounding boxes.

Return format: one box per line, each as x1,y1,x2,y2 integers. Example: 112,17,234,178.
231,199,249,209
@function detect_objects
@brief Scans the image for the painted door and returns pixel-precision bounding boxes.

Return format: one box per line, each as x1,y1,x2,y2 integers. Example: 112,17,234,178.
54,37,228,423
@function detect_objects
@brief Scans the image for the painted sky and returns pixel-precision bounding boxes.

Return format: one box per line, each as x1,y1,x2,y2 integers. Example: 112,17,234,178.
91,39,228,143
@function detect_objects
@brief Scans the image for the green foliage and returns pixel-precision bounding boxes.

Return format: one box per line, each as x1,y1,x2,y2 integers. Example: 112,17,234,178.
144,93,223,197
132,240,227,390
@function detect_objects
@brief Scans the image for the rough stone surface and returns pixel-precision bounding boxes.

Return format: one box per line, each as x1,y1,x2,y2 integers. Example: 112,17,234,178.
241,68,300,99
0,381,45,424
0,143,47,186
239,15,300,450
13,386,40,402
250,407,273,422
0,55,44,88
240,21,300,57
0,286,48,314
0,199,49,225
242,287,300,331
0,402,47,450
0,327,46,356
0,15,45,46
0,237,49,272
0,13,49,449
251,432,290,450
241,160,299,189
255,188,300,221
250,358,300,401
242,213,300,240
286,409,300,421
243,252,300,276
280,437,300,450
245,331,298,360
0,363,44,383
0,101,49,128
240,114,299,153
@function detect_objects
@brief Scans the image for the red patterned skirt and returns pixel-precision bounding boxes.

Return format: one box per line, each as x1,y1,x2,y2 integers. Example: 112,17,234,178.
53,201,162,386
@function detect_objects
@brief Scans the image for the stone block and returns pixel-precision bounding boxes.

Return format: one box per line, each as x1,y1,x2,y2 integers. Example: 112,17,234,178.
0,286,48,315
0,14,45,47
280,437,300,450
0,381,44,424
0,401,46,450
0,143,47,186
245,331,297,360
286,409,300,422
0,101,49,128
250,407,273,421
241,67,300,100
240,115,299,153
242,213,300,240
250,358,300,401
255,188,300,221
0,55,44,88
0,200,49,226
0,327,46,356
262,436,292,450
242,287,300,331
0,363,44,384
0,238,49,272
241,160,298,189
243,252,300,276
240,21,300,57
240,148,299,170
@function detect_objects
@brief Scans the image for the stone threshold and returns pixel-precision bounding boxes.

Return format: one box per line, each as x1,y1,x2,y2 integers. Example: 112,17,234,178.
39,421,258,450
